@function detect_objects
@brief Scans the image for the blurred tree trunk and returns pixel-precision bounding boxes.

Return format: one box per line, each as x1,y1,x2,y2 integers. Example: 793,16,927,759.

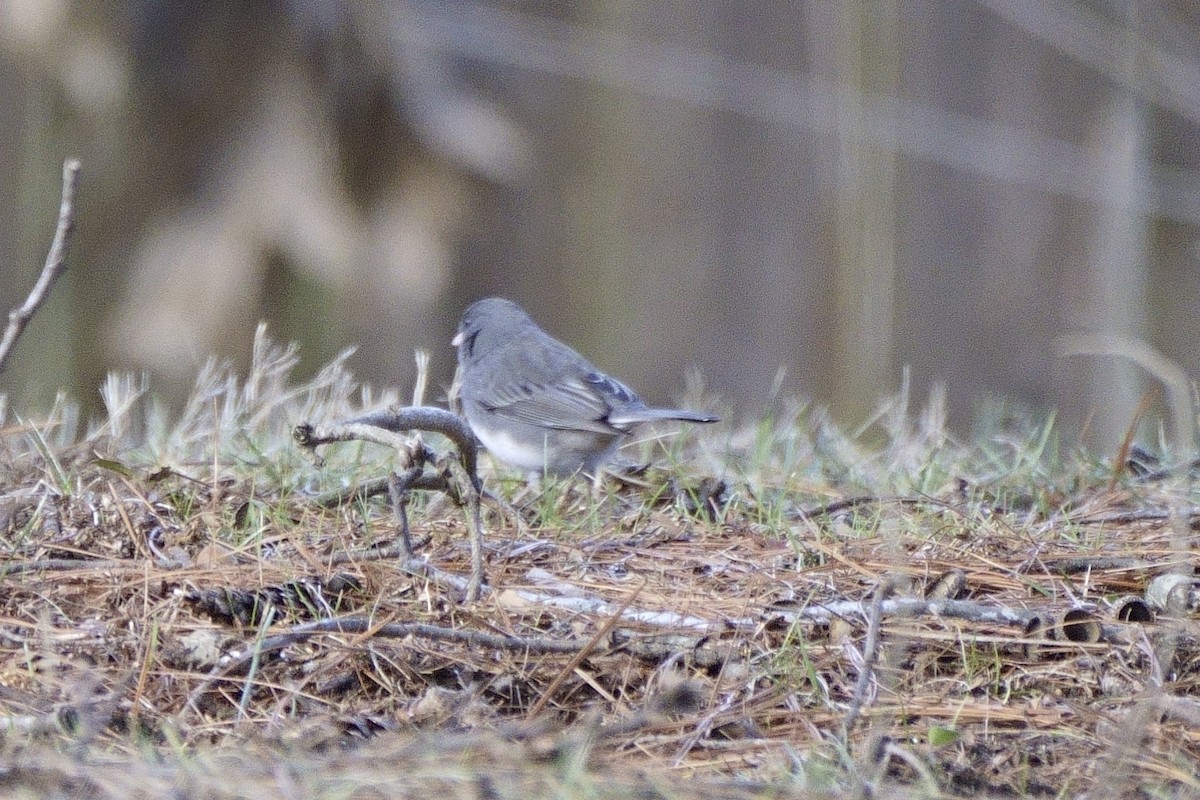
1076,100,1150,450
816,0,899,426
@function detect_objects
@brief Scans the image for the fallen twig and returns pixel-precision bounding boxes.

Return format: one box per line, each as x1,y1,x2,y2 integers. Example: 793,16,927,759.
842,581,889,735
295,405,487,600
0,557,148,576
184,615,589,716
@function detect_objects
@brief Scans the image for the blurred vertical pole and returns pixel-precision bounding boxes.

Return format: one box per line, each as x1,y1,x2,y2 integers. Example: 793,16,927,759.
559,3,636,355
978,13,1057,419
553,2,727,398
817,1,899,425
1078,2,1149,452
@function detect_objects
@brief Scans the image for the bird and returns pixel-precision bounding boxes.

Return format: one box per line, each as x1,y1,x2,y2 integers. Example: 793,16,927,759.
452,297,717,476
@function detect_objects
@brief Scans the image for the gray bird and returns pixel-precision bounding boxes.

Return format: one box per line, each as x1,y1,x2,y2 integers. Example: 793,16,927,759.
452,297,717,475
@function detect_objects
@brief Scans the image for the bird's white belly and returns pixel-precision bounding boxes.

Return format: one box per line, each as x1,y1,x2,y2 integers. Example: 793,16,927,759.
473,425,556,472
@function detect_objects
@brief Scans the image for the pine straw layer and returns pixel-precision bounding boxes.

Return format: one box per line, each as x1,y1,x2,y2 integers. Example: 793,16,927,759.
1,454,1200,799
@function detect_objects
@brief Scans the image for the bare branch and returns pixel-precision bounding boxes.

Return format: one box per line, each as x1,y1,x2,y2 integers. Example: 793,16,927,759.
294,405,488,600
294,405,479,482
184,616,590,716
0,159,82,374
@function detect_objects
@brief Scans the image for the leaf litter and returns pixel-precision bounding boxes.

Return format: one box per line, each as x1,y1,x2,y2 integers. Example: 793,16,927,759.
0,328,1198,799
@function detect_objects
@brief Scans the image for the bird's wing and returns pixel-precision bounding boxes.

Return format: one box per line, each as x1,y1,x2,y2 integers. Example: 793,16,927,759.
482,371,638,433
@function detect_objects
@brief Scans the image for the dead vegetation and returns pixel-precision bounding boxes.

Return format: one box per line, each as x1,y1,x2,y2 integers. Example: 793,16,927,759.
1,332,1199,799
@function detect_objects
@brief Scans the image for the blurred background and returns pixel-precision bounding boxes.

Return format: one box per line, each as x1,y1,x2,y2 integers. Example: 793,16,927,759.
1,0,1198,452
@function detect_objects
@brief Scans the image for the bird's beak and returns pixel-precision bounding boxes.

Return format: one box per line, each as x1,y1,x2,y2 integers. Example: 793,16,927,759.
451,330,463,347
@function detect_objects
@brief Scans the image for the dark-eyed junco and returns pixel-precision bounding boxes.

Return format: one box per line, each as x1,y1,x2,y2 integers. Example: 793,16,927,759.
452,297,717,475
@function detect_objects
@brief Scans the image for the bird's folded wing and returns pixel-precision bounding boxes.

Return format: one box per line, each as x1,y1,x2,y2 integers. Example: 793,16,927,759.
482,378,622,433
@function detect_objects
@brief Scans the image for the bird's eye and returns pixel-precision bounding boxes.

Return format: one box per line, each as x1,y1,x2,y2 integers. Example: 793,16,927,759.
465,331,479,355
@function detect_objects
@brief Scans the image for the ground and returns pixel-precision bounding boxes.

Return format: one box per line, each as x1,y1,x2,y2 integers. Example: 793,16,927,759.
1,333,1198,799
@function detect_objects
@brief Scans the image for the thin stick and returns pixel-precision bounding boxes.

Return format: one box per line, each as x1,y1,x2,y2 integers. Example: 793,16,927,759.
0,159,81,374
1108,388,1158,492
184,616,589,716
842,581,888,735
